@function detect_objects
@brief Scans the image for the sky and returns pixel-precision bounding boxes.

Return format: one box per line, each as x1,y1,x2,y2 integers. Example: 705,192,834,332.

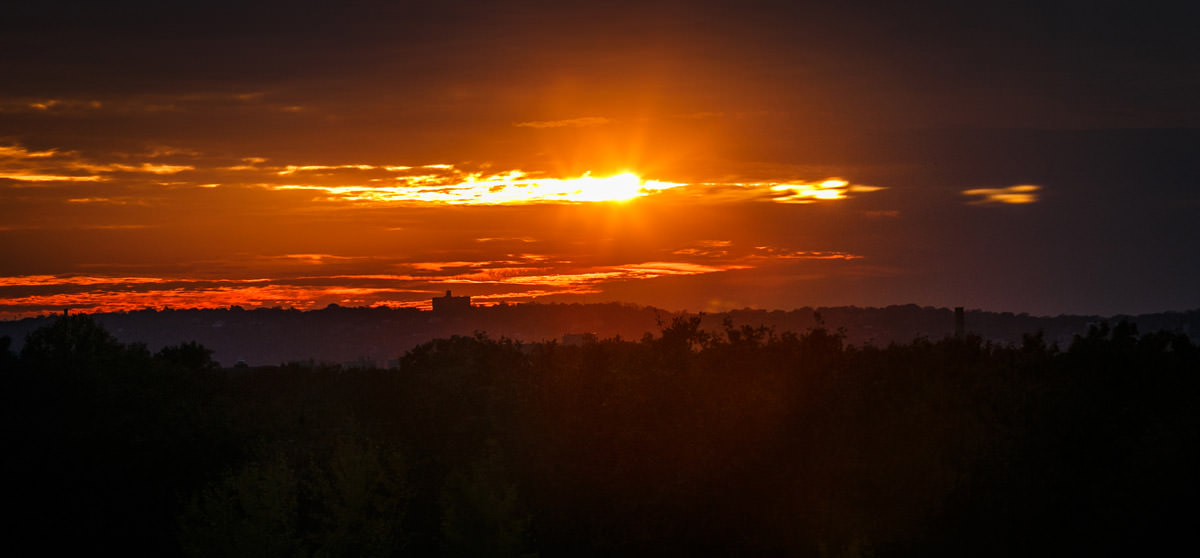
2,0,1198,318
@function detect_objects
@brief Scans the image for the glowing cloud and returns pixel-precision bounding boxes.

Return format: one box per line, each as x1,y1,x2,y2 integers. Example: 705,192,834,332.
274,171,683,205
0,143,193,183
255,164,884,207
1,92,303,116
277,164,378,175
74,162,194,174
0,172,104,183
672,178,885,204
0,98,103,113
748,247,862,260
0,146,59,158
0,257,749,318
0,235,873,318
963,184,1042,205
514,116,612,129
672,240,733,258
770,179,850,202
57,150,881,208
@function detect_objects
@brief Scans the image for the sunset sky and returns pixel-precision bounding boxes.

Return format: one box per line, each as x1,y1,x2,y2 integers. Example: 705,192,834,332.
2,0,1198,318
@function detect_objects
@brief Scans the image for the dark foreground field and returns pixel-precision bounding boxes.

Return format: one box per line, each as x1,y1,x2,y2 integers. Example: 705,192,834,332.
2,315,1197,556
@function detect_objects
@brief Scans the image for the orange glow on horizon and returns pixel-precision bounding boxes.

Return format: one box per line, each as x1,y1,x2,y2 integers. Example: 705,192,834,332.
0,258,758,319
1,137,888,318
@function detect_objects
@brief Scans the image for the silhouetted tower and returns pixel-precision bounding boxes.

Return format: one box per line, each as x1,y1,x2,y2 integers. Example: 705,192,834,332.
432,290,471,314
954,307,965,338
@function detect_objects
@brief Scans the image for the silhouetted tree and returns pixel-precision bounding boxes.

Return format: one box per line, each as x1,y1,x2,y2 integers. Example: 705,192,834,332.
4,310,1197,555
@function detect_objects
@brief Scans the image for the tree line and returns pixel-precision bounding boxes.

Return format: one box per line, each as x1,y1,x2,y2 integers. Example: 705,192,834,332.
1,314,1197,556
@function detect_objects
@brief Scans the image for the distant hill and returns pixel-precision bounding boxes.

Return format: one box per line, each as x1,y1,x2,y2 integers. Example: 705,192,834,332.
2,303,1197,367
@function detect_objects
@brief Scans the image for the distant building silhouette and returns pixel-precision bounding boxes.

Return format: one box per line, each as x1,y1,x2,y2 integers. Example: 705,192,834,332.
432,290,471,314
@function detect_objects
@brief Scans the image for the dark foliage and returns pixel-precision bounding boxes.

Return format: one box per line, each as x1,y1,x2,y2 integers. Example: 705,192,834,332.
4,303,1197,367
2,315,1197,556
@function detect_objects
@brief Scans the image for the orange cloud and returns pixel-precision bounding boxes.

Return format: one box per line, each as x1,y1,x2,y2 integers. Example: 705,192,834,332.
514,116,612,128
0,143,193,184
253,166,884,207
6,144,883,208
0,285,425,318
658,178,885,205
0,255,754,318
272,171,683,205
0,172,105,183
748,247,863,260
0,92,303,115
962,184,1041,205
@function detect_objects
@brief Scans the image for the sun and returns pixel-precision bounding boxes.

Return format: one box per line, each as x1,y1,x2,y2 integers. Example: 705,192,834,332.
562,172,646,202
463,171,680,204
